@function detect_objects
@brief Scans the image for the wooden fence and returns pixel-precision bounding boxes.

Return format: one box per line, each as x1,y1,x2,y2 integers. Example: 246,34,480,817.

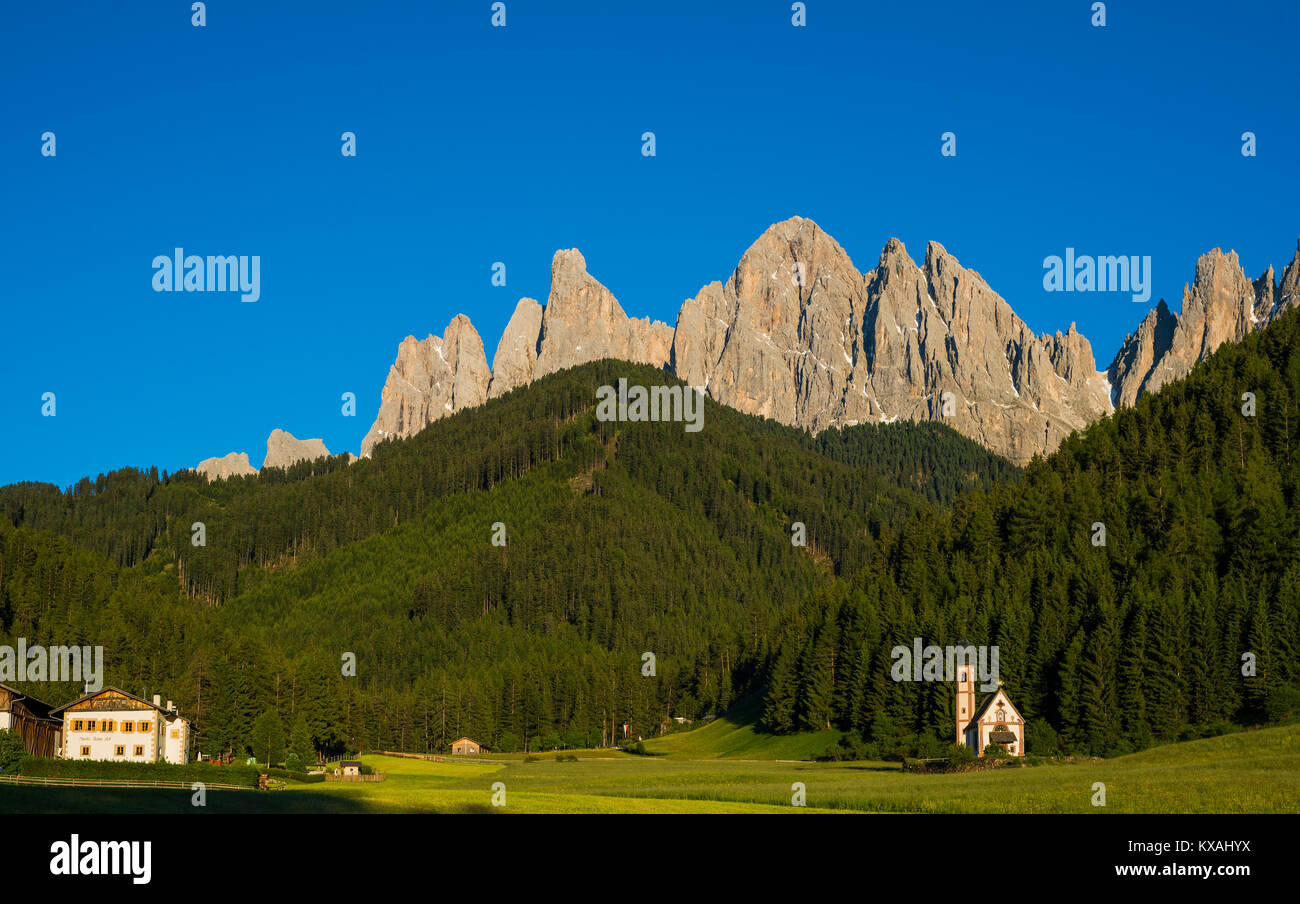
0,774,255,791
376,750,509,765
324,772,385,782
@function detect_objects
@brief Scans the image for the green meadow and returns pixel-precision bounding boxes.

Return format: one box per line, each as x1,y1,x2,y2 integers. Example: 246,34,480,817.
638,696,844,761
2,722,1297,815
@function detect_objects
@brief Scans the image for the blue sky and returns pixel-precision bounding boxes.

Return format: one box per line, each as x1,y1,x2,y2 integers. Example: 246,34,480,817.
3,0,1298,488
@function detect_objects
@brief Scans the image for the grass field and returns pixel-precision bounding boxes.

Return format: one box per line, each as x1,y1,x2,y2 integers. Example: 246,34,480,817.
639,695,844,760
2,721,1297,814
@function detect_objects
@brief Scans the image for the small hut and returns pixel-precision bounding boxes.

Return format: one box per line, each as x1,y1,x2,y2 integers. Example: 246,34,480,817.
451,737,484,755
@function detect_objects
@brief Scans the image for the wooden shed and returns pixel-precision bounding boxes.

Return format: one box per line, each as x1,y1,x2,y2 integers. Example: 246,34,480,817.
0,683,62,759
451,737,484,755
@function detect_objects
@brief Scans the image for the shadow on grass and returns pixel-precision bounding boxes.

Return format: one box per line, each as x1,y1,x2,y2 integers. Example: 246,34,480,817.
0,785,372,815
836,763,905,773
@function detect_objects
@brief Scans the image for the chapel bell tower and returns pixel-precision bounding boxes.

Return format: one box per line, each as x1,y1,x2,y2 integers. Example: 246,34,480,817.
955,658,977,747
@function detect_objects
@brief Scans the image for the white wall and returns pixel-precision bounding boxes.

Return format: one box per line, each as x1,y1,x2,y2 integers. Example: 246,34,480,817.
162,718,190,765
61,708,162,762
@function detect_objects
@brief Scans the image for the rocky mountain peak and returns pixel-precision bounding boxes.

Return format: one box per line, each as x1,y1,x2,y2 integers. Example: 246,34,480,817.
332,220,1300,470
360,315,491,457
372,248,672,446
923,239,952,265
674,217,869,432
1276,237,1300,311
672,221,1109,462
532,248,671,382
488,297,544,399
876,236,916,274
263,429,331,471
194,451,257,481
1107,244,1270,406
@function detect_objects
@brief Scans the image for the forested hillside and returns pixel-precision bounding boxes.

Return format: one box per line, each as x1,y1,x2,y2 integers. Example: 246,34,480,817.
762,306,1300,757
1,361,996,755
804,420,1020,507
5,301,1299,762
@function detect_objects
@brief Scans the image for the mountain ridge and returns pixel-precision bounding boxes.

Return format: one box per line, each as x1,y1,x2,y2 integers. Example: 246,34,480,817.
1106,237,1300,406
193,218,1300,473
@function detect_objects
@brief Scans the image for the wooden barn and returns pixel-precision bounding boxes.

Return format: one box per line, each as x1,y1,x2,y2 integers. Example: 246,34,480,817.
451,737,484,755
0,683,62,759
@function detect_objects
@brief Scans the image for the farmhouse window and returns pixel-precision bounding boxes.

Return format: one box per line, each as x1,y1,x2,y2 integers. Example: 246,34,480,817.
86,720,97,731
103,720,115,731
73,720,83,731
139,721,151,732
80,746,90,756
134,746,144,757
123,721,134,732
115,746,125,756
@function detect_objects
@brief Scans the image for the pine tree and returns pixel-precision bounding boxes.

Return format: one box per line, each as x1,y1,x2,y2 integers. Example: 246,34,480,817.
250,709,286,767
761,640,800,734
288,715,315,769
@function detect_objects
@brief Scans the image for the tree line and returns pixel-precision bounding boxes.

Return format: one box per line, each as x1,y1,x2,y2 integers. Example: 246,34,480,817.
4,308,1299,761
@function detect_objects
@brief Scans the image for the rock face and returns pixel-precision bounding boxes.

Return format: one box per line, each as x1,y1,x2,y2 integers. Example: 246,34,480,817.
877,238,1112,462
361,314,491,457
1106,300,1177,408
195,452,257,480
531,250,672,382
1279,238,1300,315
356,220,1299,466
486,250,673,401
1107,238,1300,407
673,217,869,432
673,217,1112,463
377,250,673,444
488,298,544,399
263,429,331,470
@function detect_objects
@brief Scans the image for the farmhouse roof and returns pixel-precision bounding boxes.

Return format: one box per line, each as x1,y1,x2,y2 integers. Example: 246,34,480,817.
49,686,178,717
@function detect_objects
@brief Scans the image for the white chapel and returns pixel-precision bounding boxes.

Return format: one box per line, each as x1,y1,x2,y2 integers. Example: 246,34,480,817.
955,668,1025,757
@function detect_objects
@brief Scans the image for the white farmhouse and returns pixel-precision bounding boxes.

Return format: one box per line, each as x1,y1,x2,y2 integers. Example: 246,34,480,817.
50,687,191,765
